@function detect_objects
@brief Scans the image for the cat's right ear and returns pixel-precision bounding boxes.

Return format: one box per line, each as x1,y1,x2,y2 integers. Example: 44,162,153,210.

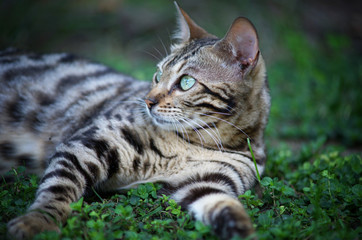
215,17,259,74
173,2,214,43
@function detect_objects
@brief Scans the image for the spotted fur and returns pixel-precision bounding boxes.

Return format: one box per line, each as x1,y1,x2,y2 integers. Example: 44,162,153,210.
3,5,270,240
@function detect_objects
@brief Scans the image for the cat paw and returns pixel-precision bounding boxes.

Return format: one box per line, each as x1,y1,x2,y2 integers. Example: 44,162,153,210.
7,211,60,240
210,200,254,239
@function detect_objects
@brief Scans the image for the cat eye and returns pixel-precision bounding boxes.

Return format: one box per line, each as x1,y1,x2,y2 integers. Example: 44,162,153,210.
155,69,162,83
180,75,196,91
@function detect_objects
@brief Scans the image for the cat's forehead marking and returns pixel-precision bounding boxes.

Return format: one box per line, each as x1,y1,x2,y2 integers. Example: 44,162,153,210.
166,38,218,68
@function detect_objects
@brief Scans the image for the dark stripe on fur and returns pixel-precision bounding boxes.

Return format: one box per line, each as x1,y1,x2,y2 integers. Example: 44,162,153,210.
27,53,43,61
57,160,74,170
81,139,109,159
40,169,81,188
149,139,176,159
54,196,69,203
2,65,53,81
55,69,114,93
39,185,77,202
161,172,238,196
82,126,99,139
166,38,218,67
36,91,56,106
198,173,238,195
114,114,122,121
52,151,93,188
133,157,141,171
0,141,15,158
194,122,218,131
16,154,36,168
105,148,120,178
209,160,247,190
59,53,78,63
5,96,27,123
85,161,101,181
26,110,45,130
81,138,120,179
194,102,230,114
75,96,112,127
0,58,19,64
41,214,52,224
179,186,226,210
51,83,119,127
190,159,246,193
121,128,144,155
43,205,65,218
199,82,230,105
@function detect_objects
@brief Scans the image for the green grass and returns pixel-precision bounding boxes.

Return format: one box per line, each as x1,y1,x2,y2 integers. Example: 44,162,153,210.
1,142,361,239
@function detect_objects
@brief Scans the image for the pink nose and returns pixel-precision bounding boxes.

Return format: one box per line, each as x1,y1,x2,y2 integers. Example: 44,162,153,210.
144,98,156,108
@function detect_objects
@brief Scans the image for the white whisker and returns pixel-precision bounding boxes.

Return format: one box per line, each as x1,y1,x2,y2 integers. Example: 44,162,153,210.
179,118,205,147
195,111,251,140
176,119,190,144
142,50,161,61
158,35,169,56
204,111,232,116
153,47,164,59
194,117,224,151
184,117,223,152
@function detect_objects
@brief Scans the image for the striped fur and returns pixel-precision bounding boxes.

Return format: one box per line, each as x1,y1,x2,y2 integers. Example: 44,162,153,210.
3,5,270,240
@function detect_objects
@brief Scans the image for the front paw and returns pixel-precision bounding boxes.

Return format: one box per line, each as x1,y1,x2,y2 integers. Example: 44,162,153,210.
210,200,254,239
7,211,60,240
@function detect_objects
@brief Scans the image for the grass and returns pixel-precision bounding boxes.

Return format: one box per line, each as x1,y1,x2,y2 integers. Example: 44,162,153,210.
1,141,361,239
0,0,361,239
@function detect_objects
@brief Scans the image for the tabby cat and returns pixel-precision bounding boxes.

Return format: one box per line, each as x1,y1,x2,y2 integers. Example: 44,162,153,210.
1,4,270,240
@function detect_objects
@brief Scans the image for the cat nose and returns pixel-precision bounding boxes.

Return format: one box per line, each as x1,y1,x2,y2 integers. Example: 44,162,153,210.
144,98,157,109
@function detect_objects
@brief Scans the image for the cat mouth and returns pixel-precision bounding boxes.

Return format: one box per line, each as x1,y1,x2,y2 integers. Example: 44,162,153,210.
153,116,174,125
151,116,178,131
145,108,176,128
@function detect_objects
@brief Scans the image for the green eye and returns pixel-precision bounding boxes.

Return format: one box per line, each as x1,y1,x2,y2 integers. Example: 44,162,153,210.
155,69,162,83
180,75,196,91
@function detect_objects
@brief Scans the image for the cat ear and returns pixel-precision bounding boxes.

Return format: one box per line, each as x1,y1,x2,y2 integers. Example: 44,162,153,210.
173,2,214,43
215,17,259,73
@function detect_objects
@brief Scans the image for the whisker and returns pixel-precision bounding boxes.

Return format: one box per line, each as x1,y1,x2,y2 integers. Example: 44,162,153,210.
171,121,181,143
175,119,190,144
194,117,224,150
196,112,251,140
177,119,190,144
211,121,222,143
204,111,232,116
153,47,164,59
158,35,169,56
142,50,161,61
179,118,205,147
185,117,223,152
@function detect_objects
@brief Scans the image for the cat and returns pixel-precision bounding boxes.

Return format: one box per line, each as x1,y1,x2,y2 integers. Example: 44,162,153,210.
1,3,270,240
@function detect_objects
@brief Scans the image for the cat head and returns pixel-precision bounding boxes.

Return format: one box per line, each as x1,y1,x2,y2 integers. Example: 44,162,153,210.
144,3,270,158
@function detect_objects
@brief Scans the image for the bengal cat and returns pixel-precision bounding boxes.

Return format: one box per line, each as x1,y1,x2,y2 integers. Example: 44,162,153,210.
1,4,270,239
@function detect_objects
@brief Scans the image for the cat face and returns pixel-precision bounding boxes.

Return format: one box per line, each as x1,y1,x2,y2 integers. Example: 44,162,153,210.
144,8,263,136
145,39,237,131
142,5,270,156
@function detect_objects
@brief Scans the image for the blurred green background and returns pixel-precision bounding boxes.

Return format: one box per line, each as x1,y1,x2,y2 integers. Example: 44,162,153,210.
1,0,361,153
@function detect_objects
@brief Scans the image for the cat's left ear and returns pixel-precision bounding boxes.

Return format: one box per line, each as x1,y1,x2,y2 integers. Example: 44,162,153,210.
215,17,259,74
174,2,215,43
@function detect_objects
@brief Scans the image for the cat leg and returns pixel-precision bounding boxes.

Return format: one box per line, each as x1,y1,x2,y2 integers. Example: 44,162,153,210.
164,159,257,239
7,143,110,239
189,193,254,239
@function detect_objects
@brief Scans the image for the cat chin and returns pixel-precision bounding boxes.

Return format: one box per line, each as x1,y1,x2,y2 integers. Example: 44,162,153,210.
151,118,176,131
145,108,177,131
